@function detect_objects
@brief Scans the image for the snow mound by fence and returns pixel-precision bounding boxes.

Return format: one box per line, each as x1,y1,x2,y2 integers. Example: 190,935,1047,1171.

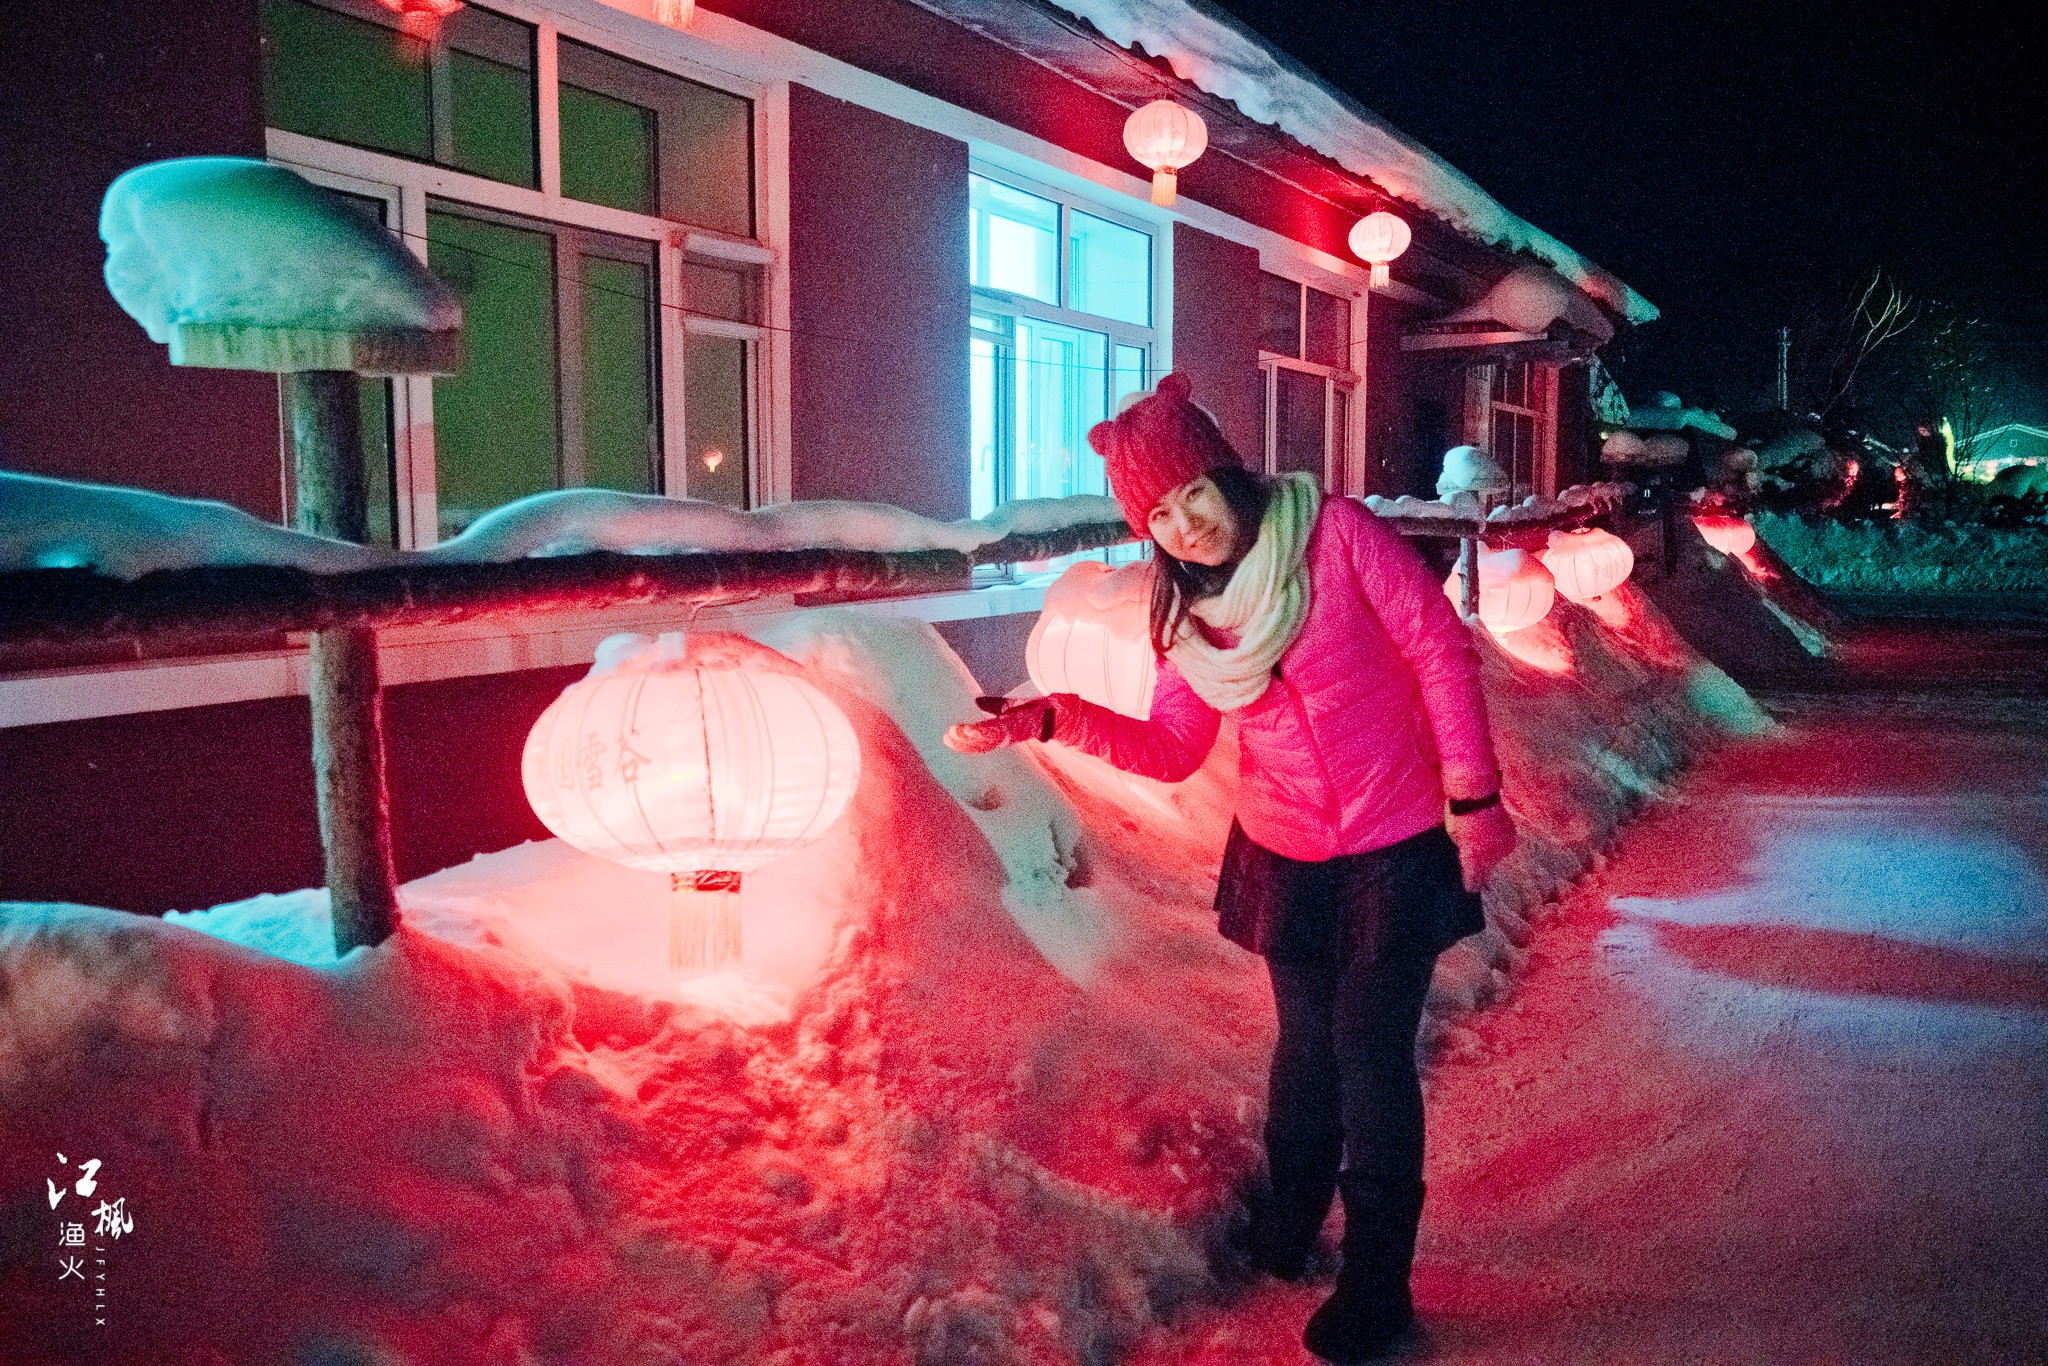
0,593,1760,1365
1755,512,2048,596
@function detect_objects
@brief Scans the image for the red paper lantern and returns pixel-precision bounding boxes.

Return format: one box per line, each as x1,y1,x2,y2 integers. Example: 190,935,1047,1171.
522,633,860,974
1123,101,1208,207
1348,211,1412,289
1538,527,1634,603
1445,547,1556,636
1692,513,1757,557
1027,561,1157,719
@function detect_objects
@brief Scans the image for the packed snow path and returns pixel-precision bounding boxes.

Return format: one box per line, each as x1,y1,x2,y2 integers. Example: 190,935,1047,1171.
1138,612,2048,1363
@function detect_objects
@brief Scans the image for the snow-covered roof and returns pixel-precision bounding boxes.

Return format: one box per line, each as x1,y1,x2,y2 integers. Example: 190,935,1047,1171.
1627,393,1737,441
1043,0,1657,325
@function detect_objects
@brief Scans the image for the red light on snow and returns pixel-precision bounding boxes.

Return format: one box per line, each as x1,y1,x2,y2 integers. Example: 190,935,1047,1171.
1691,513,1756,558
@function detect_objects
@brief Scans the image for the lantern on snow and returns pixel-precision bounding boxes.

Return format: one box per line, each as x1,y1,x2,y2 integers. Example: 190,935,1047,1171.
522,632,861,974
1538,526,1634,603
1348,211,1413,289
375,0,463,41
1123,101,1208,207
1445,547,1556,636
1028,560,1157,719
1692,513,1756,557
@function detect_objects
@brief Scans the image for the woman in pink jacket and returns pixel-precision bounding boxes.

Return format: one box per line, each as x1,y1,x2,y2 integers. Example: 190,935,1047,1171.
945,373,1516,1363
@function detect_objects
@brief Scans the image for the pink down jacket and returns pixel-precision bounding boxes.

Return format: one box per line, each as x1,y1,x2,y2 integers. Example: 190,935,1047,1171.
1052,495,1500,862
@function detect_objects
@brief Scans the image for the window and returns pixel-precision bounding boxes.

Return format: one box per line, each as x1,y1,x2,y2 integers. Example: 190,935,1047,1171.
967,171,1156,523
1472,360,1555,498
260,0,765,544
1258,271,1357,489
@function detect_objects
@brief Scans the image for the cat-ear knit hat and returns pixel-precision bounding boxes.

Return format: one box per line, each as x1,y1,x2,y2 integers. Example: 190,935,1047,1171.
1086,372,1244,533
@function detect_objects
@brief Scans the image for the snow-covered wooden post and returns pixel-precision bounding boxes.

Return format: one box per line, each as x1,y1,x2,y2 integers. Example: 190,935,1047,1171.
1437,445,1508,620
101,158,461,954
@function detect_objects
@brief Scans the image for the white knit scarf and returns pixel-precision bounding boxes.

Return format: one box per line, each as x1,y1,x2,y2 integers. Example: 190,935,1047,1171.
1165,472,1321,712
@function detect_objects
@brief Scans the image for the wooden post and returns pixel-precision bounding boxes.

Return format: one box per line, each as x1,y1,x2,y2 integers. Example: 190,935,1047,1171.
288,371,400,955
1458,535,1480,620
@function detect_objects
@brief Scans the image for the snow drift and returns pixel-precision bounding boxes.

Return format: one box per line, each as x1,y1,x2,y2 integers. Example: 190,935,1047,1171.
0,593,1760,1364
1755,513,2048,596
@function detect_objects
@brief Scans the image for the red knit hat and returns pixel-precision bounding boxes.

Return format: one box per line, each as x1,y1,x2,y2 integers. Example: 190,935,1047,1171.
1087,372,1244,533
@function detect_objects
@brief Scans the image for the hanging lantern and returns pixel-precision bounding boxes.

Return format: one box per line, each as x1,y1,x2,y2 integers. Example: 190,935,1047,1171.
522,632,861,975
1538,526,1634,603
653,0,695,29
1348,211,1412,289
1692,513,1756,557
1445,547,1556,635
374,0,463,41
1123,100,1208,207
1027,560,1157,719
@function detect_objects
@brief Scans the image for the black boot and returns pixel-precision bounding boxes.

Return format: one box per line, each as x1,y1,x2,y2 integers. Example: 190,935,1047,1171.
1242,1162,1336,1282
1300,1173,1425,1363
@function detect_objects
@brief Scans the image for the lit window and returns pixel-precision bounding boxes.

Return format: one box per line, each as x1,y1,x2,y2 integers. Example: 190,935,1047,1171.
1257,272,1357,489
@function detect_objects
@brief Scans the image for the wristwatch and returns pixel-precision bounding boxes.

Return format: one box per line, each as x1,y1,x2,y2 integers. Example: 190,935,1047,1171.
1447,790,1502,817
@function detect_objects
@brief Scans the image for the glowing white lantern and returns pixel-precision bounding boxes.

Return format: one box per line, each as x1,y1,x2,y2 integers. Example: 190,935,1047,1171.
1123,101,1208,207
1348,211,1413,288
1027,560,1157,719
1538,527,1634,603
522,632,861,974
1692,513,1757,557
1445,547,1556,636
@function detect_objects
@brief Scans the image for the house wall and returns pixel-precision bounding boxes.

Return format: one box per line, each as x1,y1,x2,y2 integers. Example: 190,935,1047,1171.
787,85,971,518
1167,223,1263,461
0,0,281,518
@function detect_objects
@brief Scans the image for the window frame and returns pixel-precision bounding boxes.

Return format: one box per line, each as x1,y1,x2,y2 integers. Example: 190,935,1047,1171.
263,0,775,546
1256,269,1362,492
967,164,1161,510
1463,358,1561,499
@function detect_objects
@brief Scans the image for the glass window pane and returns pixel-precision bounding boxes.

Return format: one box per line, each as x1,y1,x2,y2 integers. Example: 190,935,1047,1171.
579,251,659,494
1112,344,1147,411
1259,271,1302,358
444,7,536,187
970,175,1058,304
1331,387,1349,489
558,40,753,234
685,334,749,508
1274,368,1326,480
427,209,561,540
681,259,758,323
1011,319,1108,500
314,190,402,546
559,83,655,214
1305,286,1351,369
971,334,1001,521
262,0,431,160
1068,210,1150,325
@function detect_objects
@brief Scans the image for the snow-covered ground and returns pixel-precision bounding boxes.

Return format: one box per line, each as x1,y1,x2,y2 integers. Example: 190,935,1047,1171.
0,577,1762,1364
1755,512,2048,596
1136,614,2048,1362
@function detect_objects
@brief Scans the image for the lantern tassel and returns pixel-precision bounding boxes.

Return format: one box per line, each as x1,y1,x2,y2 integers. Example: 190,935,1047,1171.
670,869,743,972
1151,167,1177,208
1370,262,1391,289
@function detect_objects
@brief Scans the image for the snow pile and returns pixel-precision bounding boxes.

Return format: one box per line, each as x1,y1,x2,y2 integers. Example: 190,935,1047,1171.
1044,0,1655,324
1625,392,1737,441
1633,518,1841,684
1436,265,1616,346
0,471,1128,580
0,600,1758,1362
101,158,460,374
1754,514,2048,595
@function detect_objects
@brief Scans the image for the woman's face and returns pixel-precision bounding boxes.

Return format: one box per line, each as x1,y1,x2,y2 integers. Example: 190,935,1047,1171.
1147,474,1239,566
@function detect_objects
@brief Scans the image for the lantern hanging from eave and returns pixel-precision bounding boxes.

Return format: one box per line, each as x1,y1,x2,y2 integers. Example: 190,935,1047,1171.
1445,546,1556,636
1538,526,1634,603
1348,211,1413,289
653,0,695,29
1028,560,1157,719
522,632,861,975
1692,513,1757,557
375,0,463,41
1123,100,1208,207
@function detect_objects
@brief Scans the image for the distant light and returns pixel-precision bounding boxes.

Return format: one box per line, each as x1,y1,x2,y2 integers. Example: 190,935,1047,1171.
702,448,725,473
1123,101,1208,207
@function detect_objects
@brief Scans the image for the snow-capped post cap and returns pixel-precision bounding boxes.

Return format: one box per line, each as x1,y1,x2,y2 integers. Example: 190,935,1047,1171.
1437,445,1509,500
101,157,461,376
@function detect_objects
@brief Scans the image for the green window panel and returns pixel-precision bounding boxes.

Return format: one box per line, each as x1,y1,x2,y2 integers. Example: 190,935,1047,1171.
427,209,561,540
262,0,431,161
559,84,656,215
578,252,659,495
558,39,753,234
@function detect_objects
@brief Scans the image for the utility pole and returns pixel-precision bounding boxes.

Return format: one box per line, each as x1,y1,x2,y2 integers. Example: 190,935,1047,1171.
1777,326,1791,411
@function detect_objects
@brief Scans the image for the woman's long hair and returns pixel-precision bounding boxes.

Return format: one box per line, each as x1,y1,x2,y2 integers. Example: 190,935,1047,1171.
1147,461,1274,656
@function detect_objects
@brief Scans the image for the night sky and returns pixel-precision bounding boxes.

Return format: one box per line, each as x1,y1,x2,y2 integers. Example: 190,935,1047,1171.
1208,0,2047,431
